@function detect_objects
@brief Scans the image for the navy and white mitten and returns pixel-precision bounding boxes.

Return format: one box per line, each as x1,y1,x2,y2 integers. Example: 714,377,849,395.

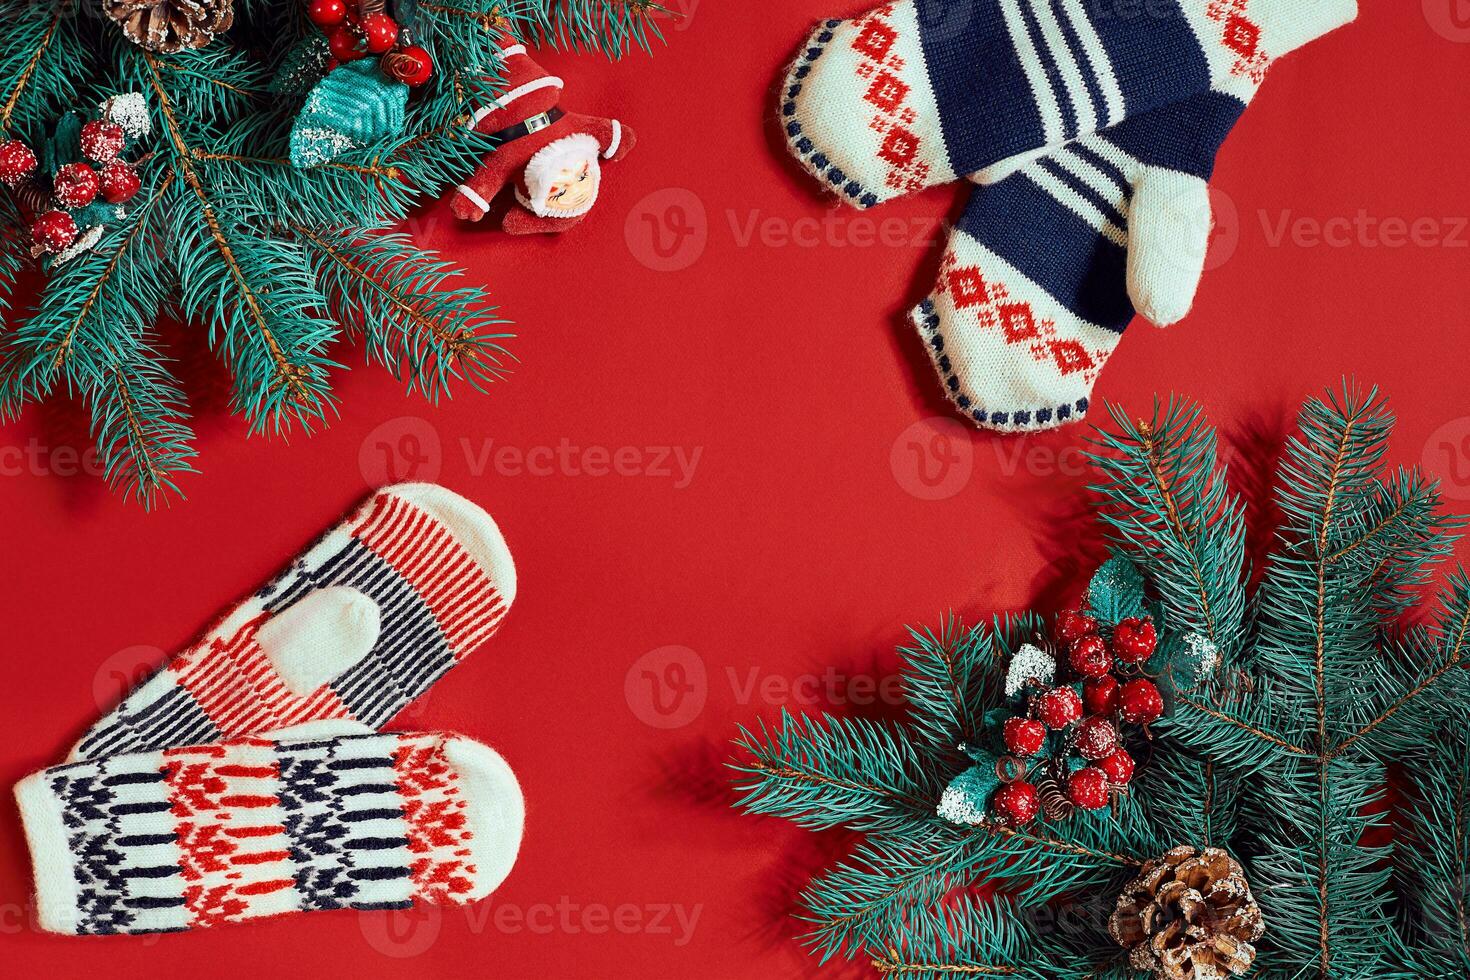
780,0,1356,208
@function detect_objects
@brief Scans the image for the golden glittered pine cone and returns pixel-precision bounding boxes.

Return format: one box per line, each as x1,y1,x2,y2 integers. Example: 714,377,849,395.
1108,846,1266,980
103,0,234,54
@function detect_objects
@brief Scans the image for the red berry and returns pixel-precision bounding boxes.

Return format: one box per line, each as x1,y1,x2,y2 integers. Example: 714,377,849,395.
1003,717,1046,757
79,120,125,165
98,162,141,204
361,12,399,53
384,44,434,86
1118,678,1165,725
1035,686,1083,730
307,0,348,28
992,781,1040,826
1068,767,1110,810
1056,609,1098,644
1114,617,1158,664
53,162,99,207
1068,635,1113,678
1097,748,1135,786
1083,675,1120,716
30,210,78,253
328,26,366,61
1074,716,1118,761
0,139,37,186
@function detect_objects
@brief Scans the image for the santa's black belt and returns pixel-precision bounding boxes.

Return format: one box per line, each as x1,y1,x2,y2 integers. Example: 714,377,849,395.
486,108,565,146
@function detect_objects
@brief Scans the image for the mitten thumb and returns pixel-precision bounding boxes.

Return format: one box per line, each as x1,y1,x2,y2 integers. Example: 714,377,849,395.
1126,168,1214,327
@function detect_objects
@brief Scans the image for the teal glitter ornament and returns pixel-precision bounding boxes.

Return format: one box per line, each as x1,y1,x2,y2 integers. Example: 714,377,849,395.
289,60,408,169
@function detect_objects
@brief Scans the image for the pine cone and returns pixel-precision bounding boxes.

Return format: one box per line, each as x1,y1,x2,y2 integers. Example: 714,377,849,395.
1108,846,1266,980
103,0,234,54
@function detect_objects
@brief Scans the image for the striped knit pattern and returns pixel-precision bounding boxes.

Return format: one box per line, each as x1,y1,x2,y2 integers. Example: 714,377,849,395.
74,488,512,761
780,0,1356,208
913,93,1245,431
20,732,494,935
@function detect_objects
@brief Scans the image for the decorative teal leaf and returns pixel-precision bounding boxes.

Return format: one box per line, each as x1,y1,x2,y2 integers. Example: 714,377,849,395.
289,60,408,169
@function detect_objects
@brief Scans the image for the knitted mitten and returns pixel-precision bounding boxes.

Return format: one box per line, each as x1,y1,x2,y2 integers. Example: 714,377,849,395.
780,0,1356,208
16,723,524,935
73,484,516,761
912,94,1243,430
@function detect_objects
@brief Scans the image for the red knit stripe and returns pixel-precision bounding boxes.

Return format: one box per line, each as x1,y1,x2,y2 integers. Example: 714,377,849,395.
236,879,294,896
215,765,277,778
220,794,278,809
232,850,291,865
391,736,477,903
355,496,502,659
163,744,228,759
225,825,285,839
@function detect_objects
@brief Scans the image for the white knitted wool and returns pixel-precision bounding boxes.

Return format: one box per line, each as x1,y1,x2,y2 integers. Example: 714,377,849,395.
17,726,525,935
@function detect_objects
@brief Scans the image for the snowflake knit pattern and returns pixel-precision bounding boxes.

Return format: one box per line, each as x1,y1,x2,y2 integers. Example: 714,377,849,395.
73,484,516,761
780,0,1358,208
16,726,524,935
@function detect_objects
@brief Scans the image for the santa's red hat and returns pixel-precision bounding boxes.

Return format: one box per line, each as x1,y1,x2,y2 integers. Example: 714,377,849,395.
468,36,565,134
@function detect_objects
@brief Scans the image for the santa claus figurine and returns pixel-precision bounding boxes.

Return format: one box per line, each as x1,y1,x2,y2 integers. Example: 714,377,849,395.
450,37,634,234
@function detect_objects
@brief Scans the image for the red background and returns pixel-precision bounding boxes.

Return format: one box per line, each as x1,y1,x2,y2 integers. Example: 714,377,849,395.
4,2,1470,976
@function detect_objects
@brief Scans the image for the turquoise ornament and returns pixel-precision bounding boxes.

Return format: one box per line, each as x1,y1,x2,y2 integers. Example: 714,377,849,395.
289,60,408,169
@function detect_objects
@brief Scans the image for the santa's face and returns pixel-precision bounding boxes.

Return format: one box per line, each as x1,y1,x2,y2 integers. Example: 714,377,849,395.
541,158,600,216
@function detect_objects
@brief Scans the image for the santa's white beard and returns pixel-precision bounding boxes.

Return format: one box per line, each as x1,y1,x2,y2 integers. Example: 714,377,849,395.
518,134,602,219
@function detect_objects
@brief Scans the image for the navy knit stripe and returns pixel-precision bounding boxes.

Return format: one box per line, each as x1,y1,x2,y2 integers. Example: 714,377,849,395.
329,756,395,772
1090,0,1210,118
1067,143,1132,200
959,177,1133,332
1102,90,1247,180
1054,3,1108,130
350,836,411,850
1037,158,1128,231
916,0,1046,174
1016,1,1077,139
349,866,411,881
103,770,166,786
278,746,362,911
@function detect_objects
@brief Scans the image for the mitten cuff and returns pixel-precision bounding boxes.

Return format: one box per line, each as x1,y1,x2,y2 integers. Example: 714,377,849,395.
15,772,80,935
1244,0,1358,58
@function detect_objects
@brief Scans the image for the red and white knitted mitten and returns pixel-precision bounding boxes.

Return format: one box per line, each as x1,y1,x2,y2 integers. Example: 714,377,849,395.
73,484,516,761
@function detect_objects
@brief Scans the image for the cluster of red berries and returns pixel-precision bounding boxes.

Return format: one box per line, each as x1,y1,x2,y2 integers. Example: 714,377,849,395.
0,121,143,255
991,610,1163,827
306,0,434,86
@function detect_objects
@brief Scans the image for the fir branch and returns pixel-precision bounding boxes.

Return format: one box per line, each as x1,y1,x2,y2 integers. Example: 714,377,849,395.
1089,398,1249,663
292,224,513,399
85,342,199,506
0,11,57,131
142,53,338,427
732,711,942,833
